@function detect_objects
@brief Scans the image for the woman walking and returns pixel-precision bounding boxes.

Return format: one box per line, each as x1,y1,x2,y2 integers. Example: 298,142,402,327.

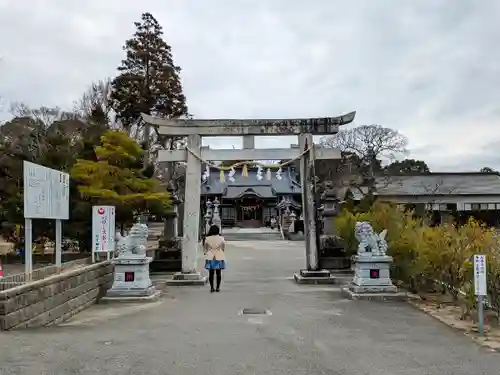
203,225,226,293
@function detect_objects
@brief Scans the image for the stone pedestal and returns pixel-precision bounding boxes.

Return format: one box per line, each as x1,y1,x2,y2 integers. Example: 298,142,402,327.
165,271,207,286
341,255,406,300
293,269,336,284
102,255,160,302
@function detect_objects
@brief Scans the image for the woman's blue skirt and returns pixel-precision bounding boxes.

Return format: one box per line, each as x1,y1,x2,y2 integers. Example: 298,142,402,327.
205,259,226,270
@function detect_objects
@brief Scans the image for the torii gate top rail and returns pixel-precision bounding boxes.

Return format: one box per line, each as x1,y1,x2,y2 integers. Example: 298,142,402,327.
141,112,356,136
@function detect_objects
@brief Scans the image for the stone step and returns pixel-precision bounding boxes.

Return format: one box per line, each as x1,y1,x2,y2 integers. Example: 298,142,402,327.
222,232,283,242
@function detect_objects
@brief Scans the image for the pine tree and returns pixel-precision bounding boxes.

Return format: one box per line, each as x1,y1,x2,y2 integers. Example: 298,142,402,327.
110,12,188,130
70,130,171,230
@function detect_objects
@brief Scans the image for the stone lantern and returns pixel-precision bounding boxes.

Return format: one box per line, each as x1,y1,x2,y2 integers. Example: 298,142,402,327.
318,182,348,270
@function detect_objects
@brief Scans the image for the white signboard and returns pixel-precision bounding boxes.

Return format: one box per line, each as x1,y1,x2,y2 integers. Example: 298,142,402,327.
23,161,70,219
92,206,116,253
474,254,487,296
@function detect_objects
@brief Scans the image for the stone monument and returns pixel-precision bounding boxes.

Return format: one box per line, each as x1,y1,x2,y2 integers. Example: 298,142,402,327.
341,222,406,300
102,222,160,302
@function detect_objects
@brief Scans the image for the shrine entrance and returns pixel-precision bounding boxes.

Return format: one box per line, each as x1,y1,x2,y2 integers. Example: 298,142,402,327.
145,111,355,281
236,195,263,227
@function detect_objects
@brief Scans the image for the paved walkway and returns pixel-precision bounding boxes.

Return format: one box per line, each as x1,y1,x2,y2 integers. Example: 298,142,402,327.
1,240,500,374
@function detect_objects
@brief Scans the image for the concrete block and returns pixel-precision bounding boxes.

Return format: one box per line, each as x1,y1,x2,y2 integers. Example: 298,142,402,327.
341,285,407,301
293,270,336,285
165,272,207,286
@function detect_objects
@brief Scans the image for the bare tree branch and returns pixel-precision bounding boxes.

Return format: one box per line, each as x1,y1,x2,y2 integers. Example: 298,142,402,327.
320,124,408,162
419,178,460,198
73,79,115,122
9,102,77,128
318,125,408,199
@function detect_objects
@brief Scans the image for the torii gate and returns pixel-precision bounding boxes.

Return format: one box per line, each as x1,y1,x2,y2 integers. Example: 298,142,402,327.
142,112,356,284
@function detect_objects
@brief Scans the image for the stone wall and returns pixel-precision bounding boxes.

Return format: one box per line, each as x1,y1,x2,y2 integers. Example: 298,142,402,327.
0,261,113,330
0,257,92,291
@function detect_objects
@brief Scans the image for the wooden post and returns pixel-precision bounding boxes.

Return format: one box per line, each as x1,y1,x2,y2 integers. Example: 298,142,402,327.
182,134,202,273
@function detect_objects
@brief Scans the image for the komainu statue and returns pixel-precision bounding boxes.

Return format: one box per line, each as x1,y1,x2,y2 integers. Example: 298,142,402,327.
115,223,149,257
354,221,388,257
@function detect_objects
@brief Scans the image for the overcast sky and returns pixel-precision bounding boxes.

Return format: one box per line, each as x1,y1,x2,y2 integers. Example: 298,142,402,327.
0,1,499,171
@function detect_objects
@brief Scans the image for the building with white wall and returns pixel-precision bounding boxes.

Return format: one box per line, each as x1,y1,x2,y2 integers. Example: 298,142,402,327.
348,172,500,225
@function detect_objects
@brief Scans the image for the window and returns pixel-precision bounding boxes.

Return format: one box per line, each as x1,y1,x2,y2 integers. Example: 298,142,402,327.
464,203,472,211
488,203,496,210
480,203,488,210
471,203,480,211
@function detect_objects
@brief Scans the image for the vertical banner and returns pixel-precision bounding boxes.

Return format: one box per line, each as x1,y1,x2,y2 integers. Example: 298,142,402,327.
92,206,116,256
474,254,487,296
473,254,487,336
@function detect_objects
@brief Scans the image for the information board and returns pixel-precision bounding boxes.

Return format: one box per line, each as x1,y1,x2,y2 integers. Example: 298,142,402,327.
92,206,116,253
474,254,487,296
23,161,70,220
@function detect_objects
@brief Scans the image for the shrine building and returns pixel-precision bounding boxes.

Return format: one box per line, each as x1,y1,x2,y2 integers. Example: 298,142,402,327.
201,164,302,228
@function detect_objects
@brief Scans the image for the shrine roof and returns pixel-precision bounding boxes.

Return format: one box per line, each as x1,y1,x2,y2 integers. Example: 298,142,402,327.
201,167,301,197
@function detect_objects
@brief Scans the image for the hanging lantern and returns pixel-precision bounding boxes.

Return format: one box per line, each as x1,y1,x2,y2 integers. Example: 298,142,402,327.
242,164,248,178
219,169,226,183
266,168,272,180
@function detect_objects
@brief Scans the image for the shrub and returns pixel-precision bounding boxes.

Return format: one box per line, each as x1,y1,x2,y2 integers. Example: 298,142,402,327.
334,202,499,302
334,209,370,256
486,249,500,322
417,224,473,300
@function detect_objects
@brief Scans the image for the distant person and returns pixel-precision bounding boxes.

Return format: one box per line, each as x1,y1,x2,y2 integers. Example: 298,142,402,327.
270,217,277,229
203,225,226,293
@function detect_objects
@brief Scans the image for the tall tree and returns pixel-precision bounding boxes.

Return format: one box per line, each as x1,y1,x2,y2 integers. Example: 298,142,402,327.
385,159,430,174
110,12,188,154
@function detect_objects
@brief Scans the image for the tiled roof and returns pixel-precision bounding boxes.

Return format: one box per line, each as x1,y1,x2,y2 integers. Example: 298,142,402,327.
377,173,500,196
